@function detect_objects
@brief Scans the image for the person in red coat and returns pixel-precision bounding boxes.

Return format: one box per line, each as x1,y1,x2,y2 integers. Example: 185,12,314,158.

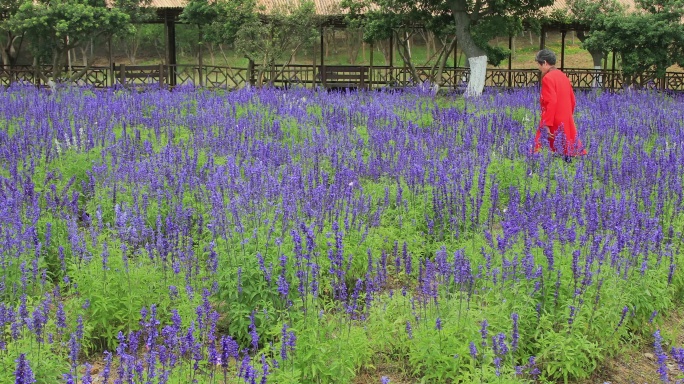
533,49,587,160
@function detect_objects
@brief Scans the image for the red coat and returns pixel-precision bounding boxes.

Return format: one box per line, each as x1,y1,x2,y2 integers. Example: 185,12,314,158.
534,69,586,156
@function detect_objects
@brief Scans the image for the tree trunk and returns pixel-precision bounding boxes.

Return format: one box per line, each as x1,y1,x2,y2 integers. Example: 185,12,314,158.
80,44,89,66
394,30,419,85
511,35,516,59
448,1,488,97
324,28,337,58
420,29,431,60
378,40,392,65
431,36,458,88
218,44,237,78
362,42,366,64
577,31,604,87
345,29,361,65
208,43,215,66
69,46,97,83
2,33,23,68
52,47,65,81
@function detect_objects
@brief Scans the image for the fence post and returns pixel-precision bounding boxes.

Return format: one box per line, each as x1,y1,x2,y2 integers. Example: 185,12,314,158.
198,62,204,88
34,66,40,88
361,67,366,90
247,59,255,86
110,62,115,87
507,34,513,88
160,63,165,88
369,43,374,90
120,64,126,86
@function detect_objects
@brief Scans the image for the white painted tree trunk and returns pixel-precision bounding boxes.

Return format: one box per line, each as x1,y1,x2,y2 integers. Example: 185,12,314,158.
465,55,487,97
593,65,602,88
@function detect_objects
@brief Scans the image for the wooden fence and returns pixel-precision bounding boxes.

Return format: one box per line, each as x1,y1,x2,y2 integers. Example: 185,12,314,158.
2,63,683,92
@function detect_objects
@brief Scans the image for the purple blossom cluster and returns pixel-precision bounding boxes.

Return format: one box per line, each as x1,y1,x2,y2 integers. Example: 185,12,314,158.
0,84,683,383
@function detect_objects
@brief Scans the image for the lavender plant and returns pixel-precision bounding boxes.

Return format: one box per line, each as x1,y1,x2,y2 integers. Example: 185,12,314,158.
0,83,683,383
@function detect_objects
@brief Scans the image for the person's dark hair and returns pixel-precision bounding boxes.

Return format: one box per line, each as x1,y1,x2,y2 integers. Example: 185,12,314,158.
535,49,557,65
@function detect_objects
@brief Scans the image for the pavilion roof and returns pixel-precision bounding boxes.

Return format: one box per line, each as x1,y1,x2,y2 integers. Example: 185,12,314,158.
540,0,637,14
149,0,346,15
147,0,639,14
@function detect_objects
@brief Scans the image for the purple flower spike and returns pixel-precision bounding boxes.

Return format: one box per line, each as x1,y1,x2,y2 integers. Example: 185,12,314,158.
14,354,36,384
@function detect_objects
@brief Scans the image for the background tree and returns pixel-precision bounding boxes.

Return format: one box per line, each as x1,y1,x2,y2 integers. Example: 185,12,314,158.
343,0,458,88
446,0,550,96
344,0,546,96
583,0,684,82
233,1,319,86
562,0,627,72
117,24,159,65
181,0,256,68
0,0,24,68
7,0,138,82
115,0,155,65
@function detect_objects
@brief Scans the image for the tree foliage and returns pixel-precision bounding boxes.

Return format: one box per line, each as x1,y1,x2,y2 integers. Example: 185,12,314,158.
582,0,684,77
344,0,529,67
234,1,319,85
181,0,258,47
183,0,319,86
6,0,140,81
544,0,628,68
342,0,456,84
344,0,548,94
0,0,25,66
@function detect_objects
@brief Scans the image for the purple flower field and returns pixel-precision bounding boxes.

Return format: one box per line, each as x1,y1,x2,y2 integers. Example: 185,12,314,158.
1,84,683,383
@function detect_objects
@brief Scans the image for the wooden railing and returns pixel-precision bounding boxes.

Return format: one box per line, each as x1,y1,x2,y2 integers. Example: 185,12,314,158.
2,64,683,92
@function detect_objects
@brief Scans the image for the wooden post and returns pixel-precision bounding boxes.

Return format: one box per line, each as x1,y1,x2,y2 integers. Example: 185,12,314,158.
164,11,177,87
508,34,513,88
320,26,325,87
611,51,616,89
160,63,165,87
312,30,317,88
198,28,203,87
369,43,374,89
361,67,366,90
560,30,566,70
164,12,168,65
389,34,394,67
247,59,255,86
108,36,114,87
120,64,126,86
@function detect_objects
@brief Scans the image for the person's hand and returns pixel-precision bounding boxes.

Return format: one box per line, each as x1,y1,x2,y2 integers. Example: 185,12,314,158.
543,125,554,139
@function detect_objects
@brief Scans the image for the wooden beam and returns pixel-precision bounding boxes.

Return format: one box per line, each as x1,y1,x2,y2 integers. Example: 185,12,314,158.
198,27,203,87
560,30,566,70
611,51,616,89
312,31,316,88
164,10,177,87
108,36,114,87
508,34,513,88
389,34,394,67
320,26,325,87
369,43,374,89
